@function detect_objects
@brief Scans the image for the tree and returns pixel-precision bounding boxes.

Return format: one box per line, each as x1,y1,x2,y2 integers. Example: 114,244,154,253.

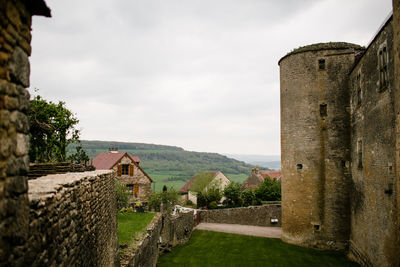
68,143,90,164
223,182,242,206
190,172,215,193
29,94,80,162
148,187,180,212
115,180,129,210
254,177,281,201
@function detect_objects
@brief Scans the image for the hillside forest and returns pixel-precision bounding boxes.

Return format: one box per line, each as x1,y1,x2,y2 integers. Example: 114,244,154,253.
68,140,268,191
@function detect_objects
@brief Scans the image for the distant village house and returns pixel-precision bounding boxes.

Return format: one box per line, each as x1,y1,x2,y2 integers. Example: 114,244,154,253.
179,171,230,205
92,148,153,201
242,168,281,190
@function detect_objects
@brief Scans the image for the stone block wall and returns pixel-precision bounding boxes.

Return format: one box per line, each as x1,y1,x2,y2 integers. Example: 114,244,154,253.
348,16,399,267
24,170,118,266
122,211,194,267
198,204,282,227
0,1,49,265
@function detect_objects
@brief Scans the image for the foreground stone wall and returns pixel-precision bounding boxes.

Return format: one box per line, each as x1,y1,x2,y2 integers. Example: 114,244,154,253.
0,1,50,265
121,211,194,267
25,170,118,266
198,204,281,227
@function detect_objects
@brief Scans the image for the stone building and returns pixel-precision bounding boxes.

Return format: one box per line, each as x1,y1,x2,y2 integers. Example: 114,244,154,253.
279,1,400,266
242,168,281,190
92,149,153,201
179,171,230,205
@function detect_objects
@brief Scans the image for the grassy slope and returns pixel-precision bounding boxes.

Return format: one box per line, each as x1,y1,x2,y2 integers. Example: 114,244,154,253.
158,230,359,267
70,140,259,191
117,212,156,245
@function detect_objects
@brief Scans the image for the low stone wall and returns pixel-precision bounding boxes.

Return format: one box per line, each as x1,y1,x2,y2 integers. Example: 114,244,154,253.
198,204,282,227
121,211,194,267
24,170,118,266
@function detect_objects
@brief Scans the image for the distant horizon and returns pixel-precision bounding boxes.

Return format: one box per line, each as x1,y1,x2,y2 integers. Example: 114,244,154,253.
79,139,280,157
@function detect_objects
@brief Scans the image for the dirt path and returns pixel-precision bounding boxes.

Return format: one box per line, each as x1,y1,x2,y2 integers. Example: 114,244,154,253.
195,223,282,238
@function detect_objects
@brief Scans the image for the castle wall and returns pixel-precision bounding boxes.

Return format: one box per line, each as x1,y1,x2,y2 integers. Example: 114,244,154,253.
348,17,399,267
0,1,46,264
392,1,400,267
25,170,118,266
280,44,361,250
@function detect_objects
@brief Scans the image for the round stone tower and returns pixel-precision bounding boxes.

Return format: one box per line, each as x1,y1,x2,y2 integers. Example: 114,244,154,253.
279,42,364,250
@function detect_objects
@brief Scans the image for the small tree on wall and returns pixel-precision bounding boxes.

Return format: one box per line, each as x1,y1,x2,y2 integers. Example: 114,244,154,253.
28,93,80,162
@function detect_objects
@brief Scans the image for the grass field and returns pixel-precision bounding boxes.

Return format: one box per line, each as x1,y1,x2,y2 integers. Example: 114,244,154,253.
117,212,156,246
149,172,249,192
157,230,359,267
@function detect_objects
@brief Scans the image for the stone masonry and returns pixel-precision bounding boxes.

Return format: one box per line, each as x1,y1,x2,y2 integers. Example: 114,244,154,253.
279,2,400,266
198,204,282,227
0,0,50,265
25,170,118,266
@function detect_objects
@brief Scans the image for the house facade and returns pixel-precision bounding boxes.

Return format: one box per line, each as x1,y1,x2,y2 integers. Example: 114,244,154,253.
92,149,153,201
179,171,230,204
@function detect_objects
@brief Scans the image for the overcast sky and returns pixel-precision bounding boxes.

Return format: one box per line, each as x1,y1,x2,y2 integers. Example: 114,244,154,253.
30,0,393,155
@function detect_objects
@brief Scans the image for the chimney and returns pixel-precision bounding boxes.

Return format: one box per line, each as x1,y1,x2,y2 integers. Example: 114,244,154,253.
109,147,118,153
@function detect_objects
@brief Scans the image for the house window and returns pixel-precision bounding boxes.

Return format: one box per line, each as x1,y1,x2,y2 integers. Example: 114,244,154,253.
378,42,388,90
318,59,325,70
122,164,129,175
126,184,133,194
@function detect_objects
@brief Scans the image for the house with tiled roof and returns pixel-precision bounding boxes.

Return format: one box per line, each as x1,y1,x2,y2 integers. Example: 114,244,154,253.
92,148,153,201
179,171,230,205
242,168,281,190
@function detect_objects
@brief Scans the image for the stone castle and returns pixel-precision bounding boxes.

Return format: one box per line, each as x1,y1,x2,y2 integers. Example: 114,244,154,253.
279,1,400,266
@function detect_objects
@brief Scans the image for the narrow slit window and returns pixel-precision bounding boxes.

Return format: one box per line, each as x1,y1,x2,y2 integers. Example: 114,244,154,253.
357,140,363,170
378,43,388,90
356,72,362,106
320,104,327,117
318,59,325,70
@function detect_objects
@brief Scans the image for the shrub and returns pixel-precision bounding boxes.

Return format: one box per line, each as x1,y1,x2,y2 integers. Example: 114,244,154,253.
196,185,222,208
223,182,242,206
242,189,255,207
209,201,218,209
148,187,180,212
185,199,194,206
254,177,281,201
115,181,129,210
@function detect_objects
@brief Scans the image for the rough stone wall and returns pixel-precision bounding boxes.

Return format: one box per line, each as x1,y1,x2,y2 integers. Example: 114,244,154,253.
25,170,118,266
280,43,363,250
348,17,399,267
198,204,281,227
0,1,38,265
392,2,400,267
122,211,194,267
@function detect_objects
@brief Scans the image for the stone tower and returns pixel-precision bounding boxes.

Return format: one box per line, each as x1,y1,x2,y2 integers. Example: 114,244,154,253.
279,43,364,250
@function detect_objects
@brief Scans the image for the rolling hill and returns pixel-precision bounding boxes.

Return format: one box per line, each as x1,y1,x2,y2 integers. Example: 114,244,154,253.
69,140,266,191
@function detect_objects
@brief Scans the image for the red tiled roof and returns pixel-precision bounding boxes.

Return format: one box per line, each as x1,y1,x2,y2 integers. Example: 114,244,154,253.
179,171,219,193
92,152,140,170
259,171,281,180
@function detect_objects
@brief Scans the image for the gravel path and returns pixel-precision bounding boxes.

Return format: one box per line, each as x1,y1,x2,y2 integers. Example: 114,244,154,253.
195,223,282,239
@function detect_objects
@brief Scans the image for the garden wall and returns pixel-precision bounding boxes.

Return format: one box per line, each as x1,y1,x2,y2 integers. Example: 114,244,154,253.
198,204,282,227
24,170,118,266
121,211,194,267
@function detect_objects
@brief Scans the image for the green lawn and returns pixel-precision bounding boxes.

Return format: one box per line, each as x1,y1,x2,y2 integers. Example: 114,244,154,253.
158,230,359,267
117,212,156,246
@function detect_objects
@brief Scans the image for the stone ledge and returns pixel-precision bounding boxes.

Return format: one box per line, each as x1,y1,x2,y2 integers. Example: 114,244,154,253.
28,170,113,201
